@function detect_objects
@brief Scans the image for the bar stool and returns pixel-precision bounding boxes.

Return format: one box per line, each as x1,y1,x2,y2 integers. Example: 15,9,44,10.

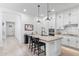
33,38,46,56
29,36,33,51
29,36,34,52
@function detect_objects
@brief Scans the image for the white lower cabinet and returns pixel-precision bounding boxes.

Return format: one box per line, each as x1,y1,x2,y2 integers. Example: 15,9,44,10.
62,36,79,49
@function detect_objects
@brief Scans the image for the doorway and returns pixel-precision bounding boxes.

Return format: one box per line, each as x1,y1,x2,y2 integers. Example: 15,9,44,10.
6,22,15,38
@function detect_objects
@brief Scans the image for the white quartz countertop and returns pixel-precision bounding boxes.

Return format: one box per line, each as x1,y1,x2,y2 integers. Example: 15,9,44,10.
29,35,62,42
61,32,79,37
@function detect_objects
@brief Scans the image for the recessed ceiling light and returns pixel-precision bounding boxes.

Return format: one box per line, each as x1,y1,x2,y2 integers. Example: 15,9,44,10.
51,9,55,12
23,9,27,12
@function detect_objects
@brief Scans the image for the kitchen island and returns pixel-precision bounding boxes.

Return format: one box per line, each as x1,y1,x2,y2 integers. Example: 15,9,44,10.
28,35,62,56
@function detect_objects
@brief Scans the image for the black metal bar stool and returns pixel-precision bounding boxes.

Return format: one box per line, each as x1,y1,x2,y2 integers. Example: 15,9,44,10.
29,36,37,53
33,37,46,56
28,36,32,49
29,36,34,52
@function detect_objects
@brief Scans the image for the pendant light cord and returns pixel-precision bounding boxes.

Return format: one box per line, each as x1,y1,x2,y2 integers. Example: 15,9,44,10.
47,3,49,18
37,5,40,22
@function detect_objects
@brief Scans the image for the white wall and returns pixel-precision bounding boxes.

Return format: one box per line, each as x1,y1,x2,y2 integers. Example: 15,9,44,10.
21,14,34,43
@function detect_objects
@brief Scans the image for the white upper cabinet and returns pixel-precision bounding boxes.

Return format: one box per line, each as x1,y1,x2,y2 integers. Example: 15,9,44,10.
71,7,79,16
56,12,64,29
70,15,78,24
48,14,56,29
70,8,78,24
63,9,71,26
56,6,79,30
63,9,71,18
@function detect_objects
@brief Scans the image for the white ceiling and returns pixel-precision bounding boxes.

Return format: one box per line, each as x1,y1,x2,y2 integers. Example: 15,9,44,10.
0,3,79,17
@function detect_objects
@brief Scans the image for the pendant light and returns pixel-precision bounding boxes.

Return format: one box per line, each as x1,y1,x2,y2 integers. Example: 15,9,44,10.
37,5,41,23
45,3,51,21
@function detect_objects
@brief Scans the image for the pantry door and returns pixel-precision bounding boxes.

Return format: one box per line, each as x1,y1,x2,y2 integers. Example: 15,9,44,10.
6,22,15,38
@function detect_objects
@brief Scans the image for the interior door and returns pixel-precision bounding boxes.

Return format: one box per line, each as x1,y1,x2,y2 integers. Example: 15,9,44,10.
6,22,15,38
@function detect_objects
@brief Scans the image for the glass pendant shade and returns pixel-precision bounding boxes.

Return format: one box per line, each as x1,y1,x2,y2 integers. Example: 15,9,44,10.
37,19,40,23
46,17,50,21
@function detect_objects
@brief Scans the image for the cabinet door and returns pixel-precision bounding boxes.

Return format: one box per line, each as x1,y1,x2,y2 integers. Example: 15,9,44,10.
76,37,79,49
61,36,65,45
63,37,69,46
63,10,70,26
71,8,78,16
61,39,65,44
70,16,77,24
56,13,64,29
66,38,70,46
61,36,65,44
69,37,76,48
67,37,71,46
